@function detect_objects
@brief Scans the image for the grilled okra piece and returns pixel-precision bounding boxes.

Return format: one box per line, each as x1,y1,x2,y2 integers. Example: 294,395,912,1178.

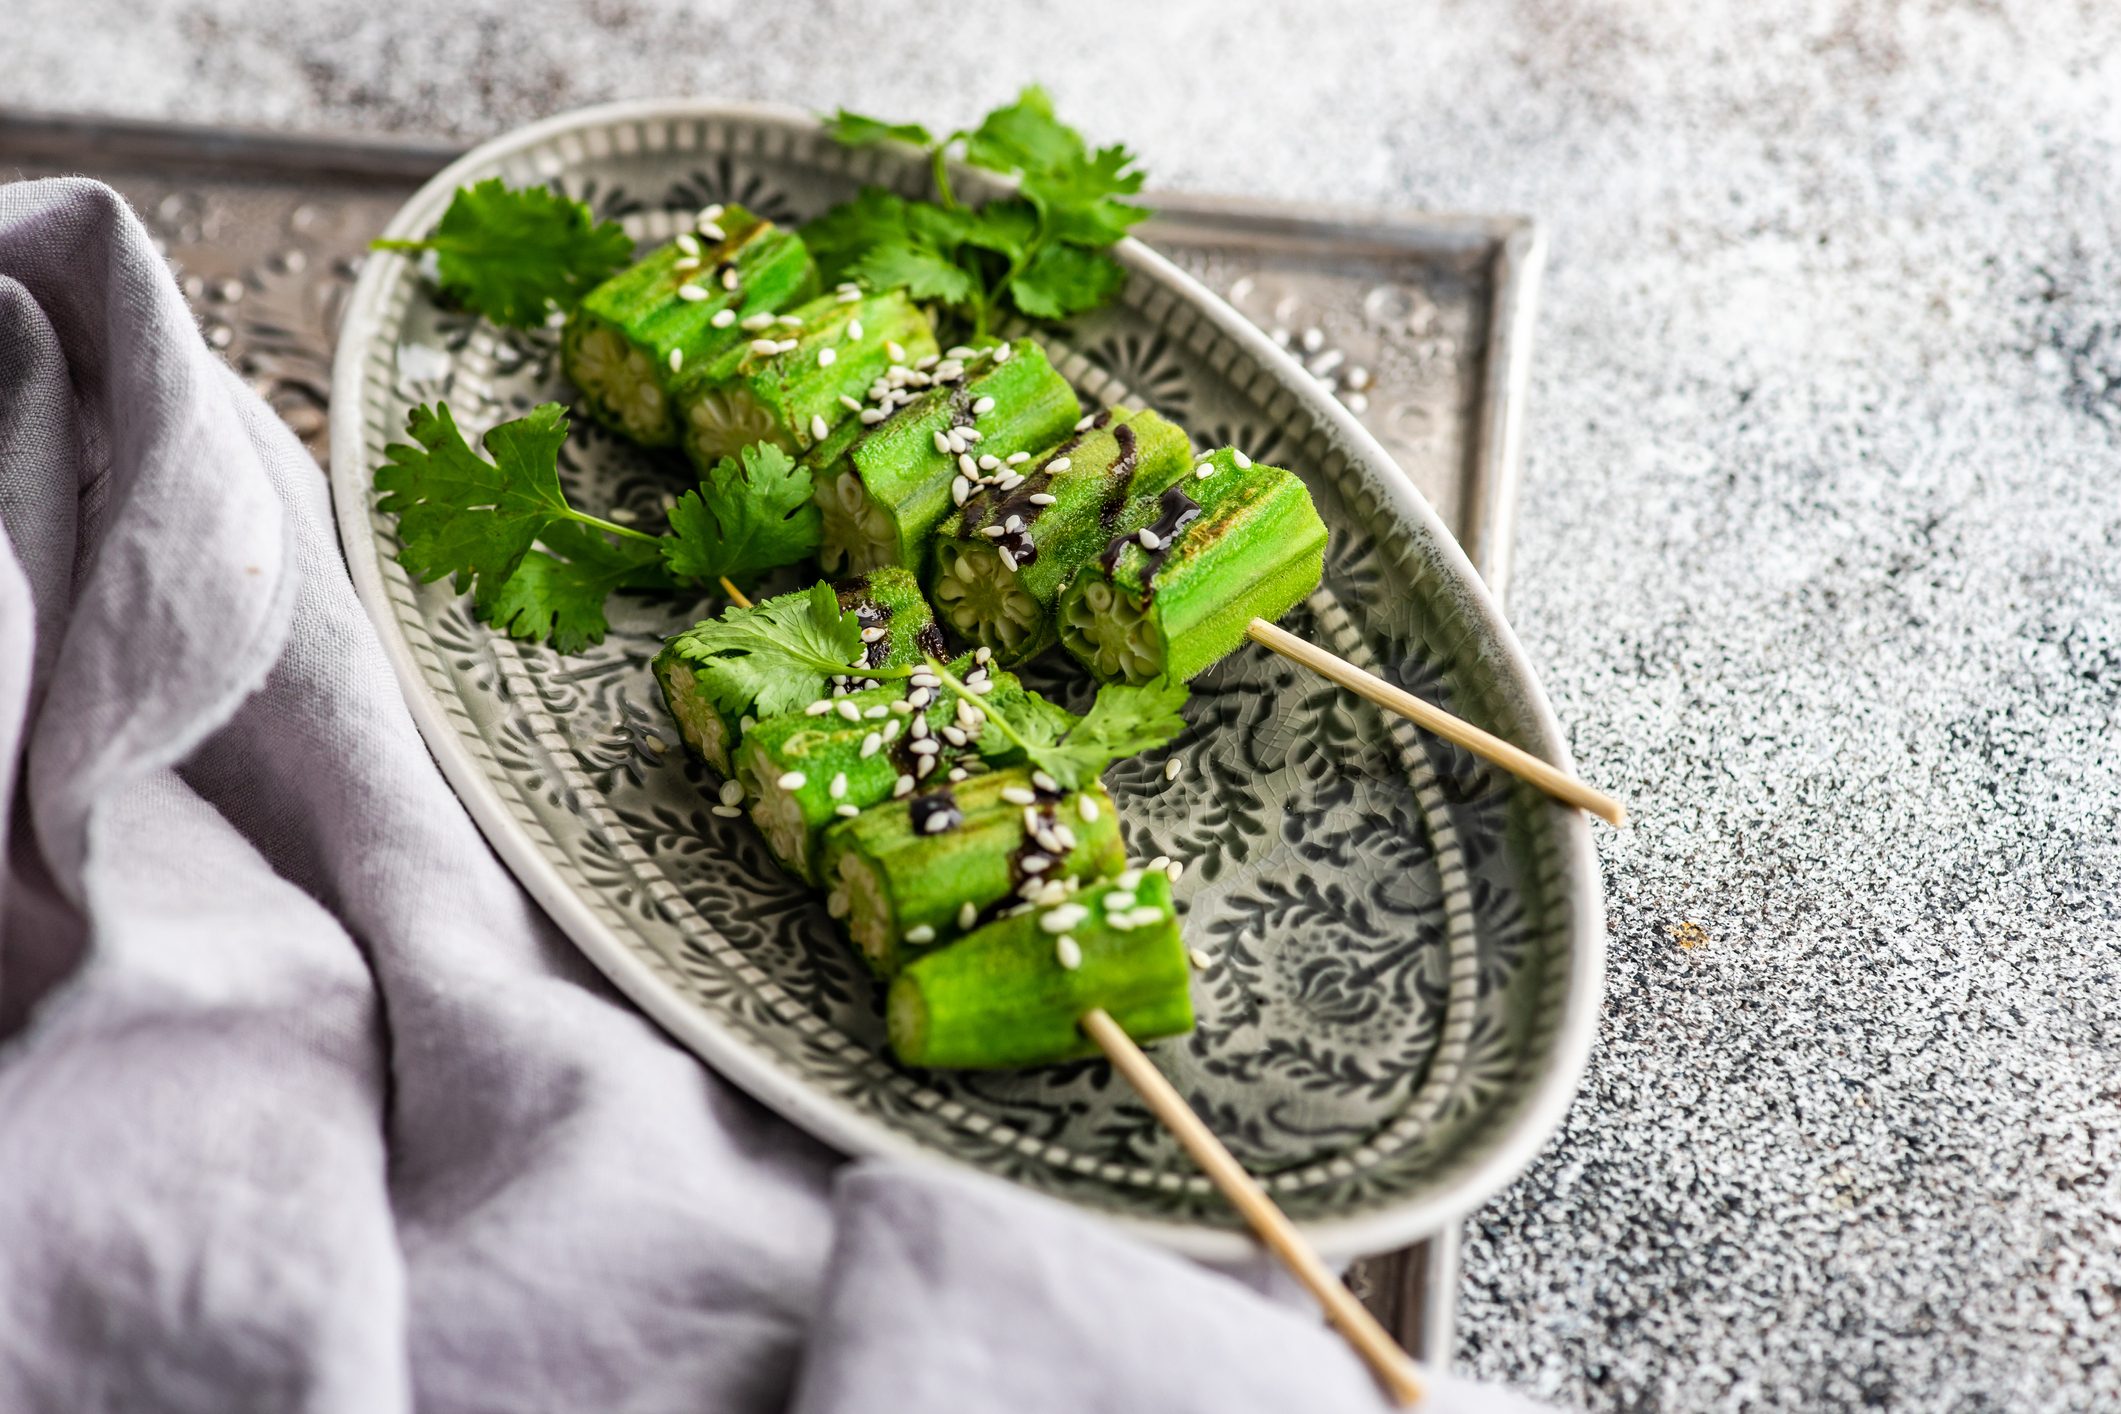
929,407,1193,662
1058,450,1328,684
819,767,1124,975
652,568,943,775
672,288,937,470
810,339,1082,576
887,871,1192,1070
562,205,817,446
734,657,1040,882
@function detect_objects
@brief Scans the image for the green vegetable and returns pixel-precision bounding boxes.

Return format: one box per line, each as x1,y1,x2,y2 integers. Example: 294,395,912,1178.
562,205,818,446
887,870,1193,1069
1058,450,1328,684
672,288,937,469
371,178,634,329
809,86,1149,338
653,569,940,775
819,766,1124,975
929,407,1193,661
734,655,1042,882
809,339,1082,575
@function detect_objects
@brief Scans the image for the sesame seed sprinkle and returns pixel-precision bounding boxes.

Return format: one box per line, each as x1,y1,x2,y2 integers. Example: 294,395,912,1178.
818,348,836,367
840,394,863,412
805,700,834,716
712,308,738,329
829,772,848,798
1164,757,1183,780
996,547,1018,572
958,901,978,930
711,804,743,819
677,284,708,301
860,733,882,758
1006,452,1030,465
777,770,807,790
837,699,862,722
1056,936,1082,970
836,804,861,818
1233,450,1253,468
742,312,776,331
1189,947,1214,970
812,414,830,440
1078,795,1100,822
669,349,684,372
676,232,701,256
721,267,739,290
750,338,779,355
849,320,864,339
886,340,907,362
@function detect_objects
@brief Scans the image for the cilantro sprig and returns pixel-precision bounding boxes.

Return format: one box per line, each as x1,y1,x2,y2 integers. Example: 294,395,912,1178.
935,660,1188,791
371,178,633,329
810,86,1149,337
376,401,819,651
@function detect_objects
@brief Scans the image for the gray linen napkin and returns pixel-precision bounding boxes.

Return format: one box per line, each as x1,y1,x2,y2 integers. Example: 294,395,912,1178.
0,176,1557,1414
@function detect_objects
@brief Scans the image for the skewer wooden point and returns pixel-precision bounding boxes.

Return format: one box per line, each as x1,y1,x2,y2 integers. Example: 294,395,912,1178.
1080,1008,1428,1408
720,576,754,609
1246,617,1626,827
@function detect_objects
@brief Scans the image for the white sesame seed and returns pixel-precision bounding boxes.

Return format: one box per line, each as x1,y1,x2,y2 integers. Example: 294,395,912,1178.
908,738,939,757
1041,904,1089,933
940,726,966,746
1102,891,1137,911
1166,859,1185,882
837,699,863,722
1078,795,1100,822
908,923,938,941
836,804,861,818
739,715,755,731
750,338,779,355
818,348,837,368
860,409,887,424
886,340,907,362
705,309,734,331
992,343,1012,362
777,771,807,790
1195,463,1215,479
676,232,702,256
1233,450,1253,468
958,901,978,930
973,454,996,471
866,704,890,720
1048,457,1072,473
979,524,1006,539
675,256,701,272
948,767,969,782
1028,492,1057,505
1107,911,1137,931
677,284,708,301
1118,868,1143,889
1032,771,1060,793
915,754,937,778
1022,807,1043,833
998,473,1024,491
959,427,982,442
849,319,864,339
933,431,953,455
958,453,978,476
1164,757,1182,780
805,700,834,716
860,733,882,758
1128,906,1166,928
1001,787,1037,806
1006,451,1030,465
829,772,848,799
719,780,745,806
1075,414,1096,431
838,288,862,303
1004,514,1023,533
1138,529,1162,551
889,701,912,717
1021,855,1052,874
778,339,800,354
839,395,863,414
996,547,1018,572
742,312,776,331
1056,936,1083,970
910,672,941,689
698,223,727,243
810,414,830,441
970,396,996,416
1053,824,1078,851
951,476,970,506
975,646,993,664
721,268,740,290
698,204,725,224
712,804,743,819
1189,947,1214,970
668,348,685,373
916,354,939,370
1148,855,1170,873
895,774,915,797
1036,829,1063,854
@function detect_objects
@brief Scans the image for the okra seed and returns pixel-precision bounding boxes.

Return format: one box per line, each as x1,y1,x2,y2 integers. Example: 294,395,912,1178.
777,771,807,790
678,284,708,301
1055,937,1083,970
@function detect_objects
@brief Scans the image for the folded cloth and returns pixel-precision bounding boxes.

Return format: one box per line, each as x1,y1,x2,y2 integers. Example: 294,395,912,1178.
0,177,1558,1414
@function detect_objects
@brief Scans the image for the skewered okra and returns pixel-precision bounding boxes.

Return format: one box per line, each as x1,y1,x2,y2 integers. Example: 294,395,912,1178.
562,204,818,446
810,339,1082,576
928,407,1194,662
671,287,938,471
652,567,944,775
819,766,1124,975
733,655,1043,882
886,870,1192,1069
1058,450,1328,684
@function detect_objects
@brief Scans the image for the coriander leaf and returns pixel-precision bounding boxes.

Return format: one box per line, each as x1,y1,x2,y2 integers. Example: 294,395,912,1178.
480,522,669,654
1025,677,1190,790
822,108,935,149
853,239,979,305
1009,243,1127,321
973,687,1080,764
904,201,974,251
801,187,912,285
962,86,1083,177
1023,143,1149,247
674,581,869,719
662,441,822,586
376,401,577,596
372,179,633,328
960,198,1038,259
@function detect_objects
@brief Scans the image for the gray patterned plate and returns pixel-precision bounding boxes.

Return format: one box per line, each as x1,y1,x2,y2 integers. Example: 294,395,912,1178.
329,100,1602,1260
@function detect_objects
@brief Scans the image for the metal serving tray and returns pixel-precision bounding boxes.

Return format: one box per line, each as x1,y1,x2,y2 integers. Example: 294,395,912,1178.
0,106,1544,1366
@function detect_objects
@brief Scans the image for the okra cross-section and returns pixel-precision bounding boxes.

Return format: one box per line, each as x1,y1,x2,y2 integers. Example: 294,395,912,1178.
733,655,1040,882
887,870,1193,1070
561,204,818,447
808,339,1082,576
819,766,1125,976
929,407,1194,663
1058,450,1328,684
672,287,937,472
652,567,943,776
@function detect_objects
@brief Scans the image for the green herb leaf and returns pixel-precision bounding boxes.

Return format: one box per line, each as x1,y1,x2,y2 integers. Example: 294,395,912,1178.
852,239,979,305
480,522,668,653
1009,243,1127,321
662,442,822,586
962,86,1082,177
821,109,936,149
1023,144,1149,247
1022,676,1190,790
373,179,633,328
800,187,913,284
674,581,869,720
376,401,578,596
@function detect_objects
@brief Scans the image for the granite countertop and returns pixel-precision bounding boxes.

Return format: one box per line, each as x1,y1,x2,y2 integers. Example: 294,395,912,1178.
9,1,2117,1407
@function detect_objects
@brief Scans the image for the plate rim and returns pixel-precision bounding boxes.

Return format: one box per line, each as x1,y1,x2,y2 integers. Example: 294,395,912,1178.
328,96,1604,1261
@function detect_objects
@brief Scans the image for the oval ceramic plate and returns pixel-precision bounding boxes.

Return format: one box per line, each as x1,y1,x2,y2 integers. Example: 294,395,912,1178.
330,100,1602,1260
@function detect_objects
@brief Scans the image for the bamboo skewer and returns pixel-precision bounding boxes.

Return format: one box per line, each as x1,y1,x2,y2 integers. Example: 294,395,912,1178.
1247,617,1627,827
1080,1009,1428,1407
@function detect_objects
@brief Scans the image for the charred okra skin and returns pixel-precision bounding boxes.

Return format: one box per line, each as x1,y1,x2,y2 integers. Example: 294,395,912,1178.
562,205,818,446
1058,450,1328,684
672,287,937,470
652,567,943,775
928,407,1194,662
819,767,1124,975
809,339,1082,576
887,871,1193,1069
734,655,1038,882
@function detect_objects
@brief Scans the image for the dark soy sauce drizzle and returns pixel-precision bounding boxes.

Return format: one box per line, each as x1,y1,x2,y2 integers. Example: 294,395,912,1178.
1100,484,1201,588
976,777,1070,927
908,788,962,836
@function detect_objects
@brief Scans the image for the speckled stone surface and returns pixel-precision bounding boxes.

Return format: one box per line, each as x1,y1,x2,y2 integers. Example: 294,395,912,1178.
10,2,2119,1408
